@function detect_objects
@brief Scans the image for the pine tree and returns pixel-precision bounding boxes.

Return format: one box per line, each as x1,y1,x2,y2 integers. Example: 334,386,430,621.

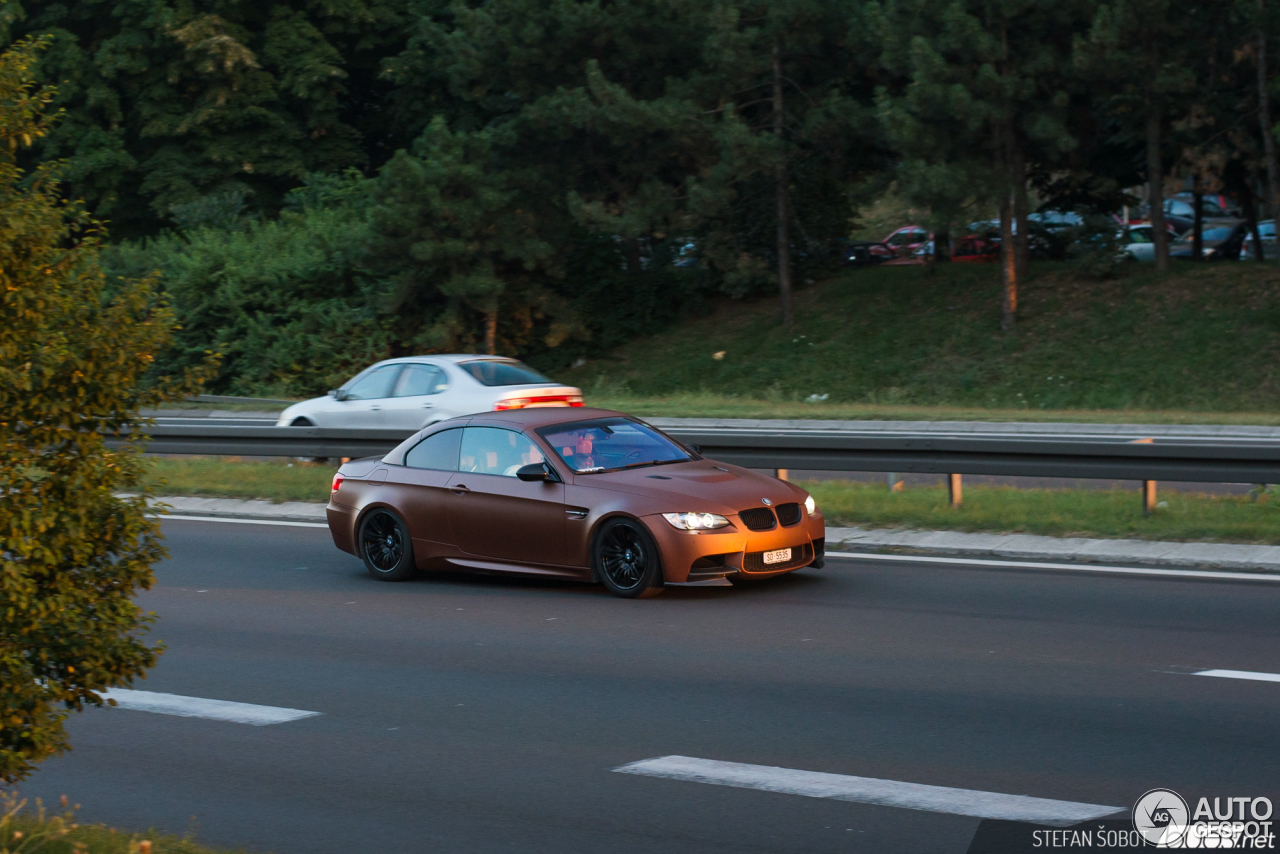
874,0,1083,328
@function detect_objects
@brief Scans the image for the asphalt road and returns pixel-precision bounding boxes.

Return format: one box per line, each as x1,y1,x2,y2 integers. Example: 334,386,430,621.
19,520,1280,853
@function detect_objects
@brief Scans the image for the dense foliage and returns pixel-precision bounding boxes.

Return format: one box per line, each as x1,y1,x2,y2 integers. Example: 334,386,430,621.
5,0,1279,395
0,39,208,782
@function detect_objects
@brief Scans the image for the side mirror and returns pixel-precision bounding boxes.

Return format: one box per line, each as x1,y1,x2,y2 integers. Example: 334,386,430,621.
329,389,348,401
687,443,702,455
517,463,551,482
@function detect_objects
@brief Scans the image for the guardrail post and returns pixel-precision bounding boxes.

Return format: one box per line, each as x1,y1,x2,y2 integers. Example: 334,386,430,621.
1142,480,1157,516
775,468,789,481
948,473,962,507
888,472,903,492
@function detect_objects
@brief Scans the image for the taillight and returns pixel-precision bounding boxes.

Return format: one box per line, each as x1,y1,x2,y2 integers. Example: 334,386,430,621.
331,473,344,493
494,393,583,410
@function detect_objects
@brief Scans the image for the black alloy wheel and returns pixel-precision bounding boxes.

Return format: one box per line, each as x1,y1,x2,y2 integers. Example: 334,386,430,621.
595,519,664,599
359,509,416,581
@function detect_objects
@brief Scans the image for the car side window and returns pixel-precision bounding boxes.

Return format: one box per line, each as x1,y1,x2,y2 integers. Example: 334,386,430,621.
459,427,546,478
394,364,448,397
344,365,400,400
404,428,462,471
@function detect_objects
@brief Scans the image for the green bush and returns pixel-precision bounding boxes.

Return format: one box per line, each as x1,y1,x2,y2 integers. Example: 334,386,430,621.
0,40,208,782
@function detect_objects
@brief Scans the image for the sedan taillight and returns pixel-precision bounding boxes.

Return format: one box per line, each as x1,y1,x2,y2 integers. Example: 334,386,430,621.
331,473,344,493
494,394,584,410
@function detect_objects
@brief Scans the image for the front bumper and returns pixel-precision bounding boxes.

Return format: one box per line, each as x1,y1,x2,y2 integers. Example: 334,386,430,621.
643,512,825,583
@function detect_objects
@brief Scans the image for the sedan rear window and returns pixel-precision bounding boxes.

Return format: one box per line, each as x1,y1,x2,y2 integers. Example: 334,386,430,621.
459,360,550,386
537,418,692,474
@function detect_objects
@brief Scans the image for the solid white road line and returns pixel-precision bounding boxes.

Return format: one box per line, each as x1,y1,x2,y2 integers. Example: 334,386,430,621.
101,689,321,725
825,551,1280,583
614,756,1124,826
1194,669,1280,683
157,514,328,529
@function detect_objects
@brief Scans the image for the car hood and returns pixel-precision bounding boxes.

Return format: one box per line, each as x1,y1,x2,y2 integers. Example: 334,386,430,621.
572,459,808,515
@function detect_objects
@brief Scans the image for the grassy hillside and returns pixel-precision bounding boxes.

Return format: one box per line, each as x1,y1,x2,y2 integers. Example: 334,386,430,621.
563,261,1280,419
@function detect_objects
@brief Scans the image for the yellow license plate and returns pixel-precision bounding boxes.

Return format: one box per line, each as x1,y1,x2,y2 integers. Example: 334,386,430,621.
762,548,792,565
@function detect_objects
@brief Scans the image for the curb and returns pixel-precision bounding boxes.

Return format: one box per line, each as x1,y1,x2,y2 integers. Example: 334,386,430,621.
150,496,327,525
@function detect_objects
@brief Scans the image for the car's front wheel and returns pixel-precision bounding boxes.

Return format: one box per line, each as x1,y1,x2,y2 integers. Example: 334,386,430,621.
359,509,417,581
594,519,664,599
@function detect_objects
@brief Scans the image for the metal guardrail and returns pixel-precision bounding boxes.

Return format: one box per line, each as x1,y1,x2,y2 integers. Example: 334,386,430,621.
127,423,1280,484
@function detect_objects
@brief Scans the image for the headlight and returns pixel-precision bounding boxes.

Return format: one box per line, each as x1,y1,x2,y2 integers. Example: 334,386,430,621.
804,495,817,516
662,512,730,530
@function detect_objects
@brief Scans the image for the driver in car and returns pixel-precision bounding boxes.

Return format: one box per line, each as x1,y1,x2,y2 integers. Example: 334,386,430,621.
561,430,599,470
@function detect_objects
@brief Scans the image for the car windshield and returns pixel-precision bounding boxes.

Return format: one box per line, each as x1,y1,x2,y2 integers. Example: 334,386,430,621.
459,360,550,386
536,418,693,474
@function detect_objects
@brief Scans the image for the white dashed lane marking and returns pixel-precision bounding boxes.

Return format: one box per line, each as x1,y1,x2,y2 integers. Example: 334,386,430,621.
614,756,1124,826
101,689,321,725
1194,669,1280,683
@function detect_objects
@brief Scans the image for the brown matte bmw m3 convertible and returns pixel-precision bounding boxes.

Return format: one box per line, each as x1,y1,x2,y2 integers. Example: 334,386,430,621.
326,407,825,598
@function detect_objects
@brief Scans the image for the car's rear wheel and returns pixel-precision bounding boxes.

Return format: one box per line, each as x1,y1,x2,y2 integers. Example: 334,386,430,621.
290,417,314,426
359,509,416,581
595,519,664,599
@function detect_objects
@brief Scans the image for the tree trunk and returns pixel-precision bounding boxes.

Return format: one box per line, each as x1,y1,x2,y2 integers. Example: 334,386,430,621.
1012,139,1031,279
1244,175,1265,260
1258,0,1280,265
773,41,793,326
1000,191,1017,331
626,237,643,273
484,306,497,355
934,230,951,262
1192,187,1204,261
1147,106,1170,271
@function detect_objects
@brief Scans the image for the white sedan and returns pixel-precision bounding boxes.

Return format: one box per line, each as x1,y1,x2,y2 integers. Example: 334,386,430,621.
276,355,583,429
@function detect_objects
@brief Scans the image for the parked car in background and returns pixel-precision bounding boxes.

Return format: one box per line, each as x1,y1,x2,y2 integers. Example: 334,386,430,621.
1240,220,1277,260
1173,191,1240,218
882,225,931,259
1120,224,1159,261
950,235,1000,263
276,356,583,429
1169,222,1249,260
842,240,896,268
1161,197,1229,234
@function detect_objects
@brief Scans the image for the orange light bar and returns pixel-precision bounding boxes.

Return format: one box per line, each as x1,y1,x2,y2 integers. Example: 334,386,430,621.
494,394,584,410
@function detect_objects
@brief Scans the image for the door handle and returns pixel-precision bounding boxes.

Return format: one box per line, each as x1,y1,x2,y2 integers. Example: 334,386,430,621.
449,484,470,495
422,403,434,409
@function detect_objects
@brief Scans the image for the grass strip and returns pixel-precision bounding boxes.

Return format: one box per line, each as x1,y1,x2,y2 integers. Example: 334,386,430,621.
804,480,1280,544
143,457,333,504
560,262,1280,417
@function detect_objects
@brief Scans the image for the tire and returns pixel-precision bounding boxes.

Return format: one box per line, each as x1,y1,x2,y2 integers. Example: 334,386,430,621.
594,518,664,599
290,417,314,426
358,509,417,581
